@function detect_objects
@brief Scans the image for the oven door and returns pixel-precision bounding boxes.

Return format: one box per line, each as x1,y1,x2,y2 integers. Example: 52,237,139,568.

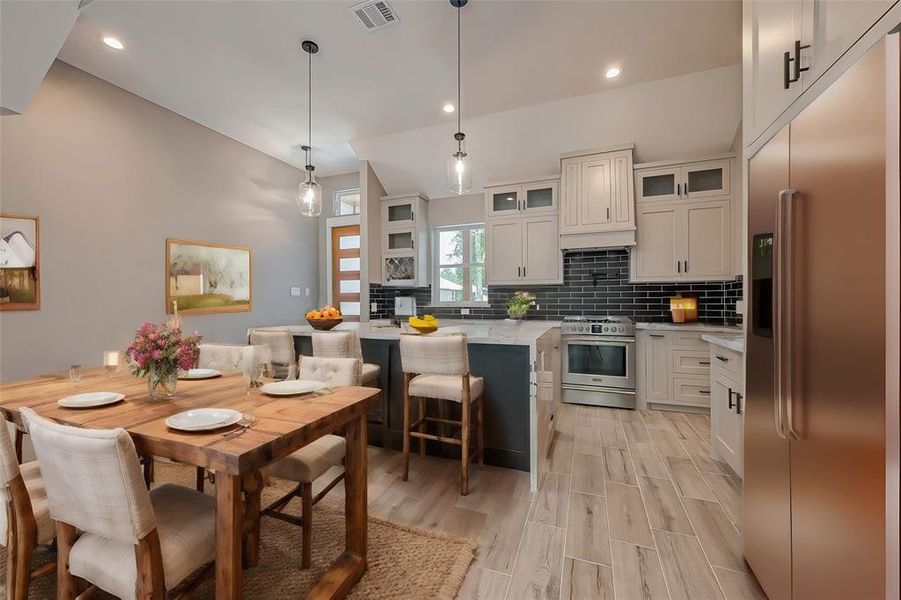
562,336,635,390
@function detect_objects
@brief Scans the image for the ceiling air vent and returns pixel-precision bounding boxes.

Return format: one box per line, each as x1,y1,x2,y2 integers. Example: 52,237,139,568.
350,0,400,31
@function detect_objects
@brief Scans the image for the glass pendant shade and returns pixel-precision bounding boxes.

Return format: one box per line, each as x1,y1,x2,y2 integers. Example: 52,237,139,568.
447,144,472,195
296,177,322,217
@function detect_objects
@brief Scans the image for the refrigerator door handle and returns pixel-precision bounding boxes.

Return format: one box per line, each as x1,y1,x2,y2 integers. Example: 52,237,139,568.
774,190,789,440
775,188,800,441
782,189,801,441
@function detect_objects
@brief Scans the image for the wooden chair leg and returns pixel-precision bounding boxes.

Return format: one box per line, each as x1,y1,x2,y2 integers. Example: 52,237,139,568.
141,458,154,489
242,471,263,568
402,373,412,481
301,483,312,569
12,526,34,600
196,467,206,493
461,377,471,496
417,397,427,456
14,429,23,464
56,522,79,600
6,507,17,600
135,528,166,599
476,394,485,465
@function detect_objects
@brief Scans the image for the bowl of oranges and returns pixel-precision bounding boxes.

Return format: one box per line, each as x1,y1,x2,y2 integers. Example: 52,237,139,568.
408,314,439,335
306,306,343,330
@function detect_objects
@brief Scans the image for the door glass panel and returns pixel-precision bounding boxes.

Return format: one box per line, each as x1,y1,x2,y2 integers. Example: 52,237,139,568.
471,265,487,302
438,267,464,302
492,191,519,212
642,173,675,197
384,256,415,281
339,301,360,316
338,235,360,250
687,168,724,193
526,187,553,210
470,227,485,264
567,343,627,377
388,231,413,250
438,229,464,264
339,279,360,294
339,257,360,272
387,203,413,222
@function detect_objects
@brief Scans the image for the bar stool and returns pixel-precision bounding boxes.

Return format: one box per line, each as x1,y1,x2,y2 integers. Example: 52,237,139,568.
311,330,380,387
248,329,297,380
399,334,484,495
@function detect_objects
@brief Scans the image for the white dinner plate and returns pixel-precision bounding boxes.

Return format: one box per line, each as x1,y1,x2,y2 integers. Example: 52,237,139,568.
178,368,222,380
165,408,243,432
260,380,327,397
58,392,125,408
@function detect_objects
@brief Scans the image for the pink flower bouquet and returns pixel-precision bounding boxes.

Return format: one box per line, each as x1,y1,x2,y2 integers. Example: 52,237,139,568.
125,319,202,398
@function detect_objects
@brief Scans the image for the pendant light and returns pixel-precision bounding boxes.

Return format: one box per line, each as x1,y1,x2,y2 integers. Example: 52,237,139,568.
297,39,322,217
447,0,472,195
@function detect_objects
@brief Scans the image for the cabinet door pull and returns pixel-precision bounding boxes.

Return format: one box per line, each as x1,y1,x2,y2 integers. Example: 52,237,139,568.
523,266,526,278
677,261,682,273
792,40,810,83
517,266,521,277
728,387,735,409
736,393,743,415
677,183,681,196
699,389,711,395
716,355,729,362
698,360,711,365
783,50,793,89
606,207,610,220
649,334,665,338
684,260,688,272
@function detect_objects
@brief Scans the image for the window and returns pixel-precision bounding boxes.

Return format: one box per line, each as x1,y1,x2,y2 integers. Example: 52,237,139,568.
432,224,487,305
334,189,361,216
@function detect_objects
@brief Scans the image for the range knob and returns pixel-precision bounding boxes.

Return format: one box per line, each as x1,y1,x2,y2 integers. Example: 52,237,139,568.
603,326,610,333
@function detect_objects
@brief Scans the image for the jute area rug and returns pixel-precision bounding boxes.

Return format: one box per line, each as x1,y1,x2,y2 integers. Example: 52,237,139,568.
1,461,477,599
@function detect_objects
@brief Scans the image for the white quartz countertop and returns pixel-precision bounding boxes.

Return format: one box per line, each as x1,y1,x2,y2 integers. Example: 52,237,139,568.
635,322,743,334
701,334,745,353
258,319,561,346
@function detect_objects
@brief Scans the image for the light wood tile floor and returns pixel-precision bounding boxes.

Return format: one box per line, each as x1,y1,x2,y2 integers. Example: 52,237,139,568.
334,403,766,600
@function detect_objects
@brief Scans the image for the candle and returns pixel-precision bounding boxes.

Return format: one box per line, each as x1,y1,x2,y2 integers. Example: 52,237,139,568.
102,350,120,377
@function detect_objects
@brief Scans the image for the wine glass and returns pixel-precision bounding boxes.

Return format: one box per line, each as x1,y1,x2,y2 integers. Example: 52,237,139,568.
68,364,83,389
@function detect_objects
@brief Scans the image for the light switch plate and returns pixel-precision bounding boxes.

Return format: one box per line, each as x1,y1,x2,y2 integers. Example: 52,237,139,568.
290,286,301,297
460,308,470,315
304,288,310,297
370,302,378,313
735,300,744,315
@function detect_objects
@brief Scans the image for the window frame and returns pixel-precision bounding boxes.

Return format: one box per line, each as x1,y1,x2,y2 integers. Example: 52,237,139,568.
430,223,488,307
333,188,361,216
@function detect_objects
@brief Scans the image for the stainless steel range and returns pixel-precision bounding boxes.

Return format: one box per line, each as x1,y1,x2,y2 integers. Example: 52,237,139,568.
560,316,636,409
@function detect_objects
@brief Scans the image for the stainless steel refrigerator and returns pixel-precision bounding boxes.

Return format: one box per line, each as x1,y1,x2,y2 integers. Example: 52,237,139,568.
746,35,898,599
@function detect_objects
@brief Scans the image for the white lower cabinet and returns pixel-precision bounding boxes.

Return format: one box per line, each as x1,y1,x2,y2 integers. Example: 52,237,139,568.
708,345,744,477
637,331,711,410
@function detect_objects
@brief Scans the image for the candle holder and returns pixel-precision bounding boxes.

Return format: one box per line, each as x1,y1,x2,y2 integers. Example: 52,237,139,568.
102,350,121,378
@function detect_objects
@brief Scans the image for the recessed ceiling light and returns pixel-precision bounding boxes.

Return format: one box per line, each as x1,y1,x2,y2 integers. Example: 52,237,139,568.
605,66,621,79
443,103,455,113
102,36,124,50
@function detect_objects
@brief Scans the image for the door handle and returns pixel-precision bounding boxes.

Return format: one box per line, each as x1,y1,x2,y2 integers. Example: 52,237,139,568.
783,50,793,89
775,189,800,440
606,207,610,220
677,261,681,273
792,40,810,83
517,266,521,277
677,183,681,196
698,360,711,365
699,389,711,395
727,387,734,409
523,266,526,278
649,334,664,338
716,355,729,363
684,260,688,273
736,393,743,415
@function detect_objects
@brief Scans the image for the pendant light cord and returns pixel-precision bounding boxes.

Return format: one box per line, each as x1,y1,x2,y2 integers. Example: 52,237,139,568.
307,47,313,174
456,4,462,150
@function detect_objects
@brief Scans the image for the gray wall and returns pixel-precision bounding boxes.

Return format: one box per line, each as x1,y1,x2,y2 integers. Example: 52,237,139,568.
428,192,484,228
0,61,320,382
316,171,361,306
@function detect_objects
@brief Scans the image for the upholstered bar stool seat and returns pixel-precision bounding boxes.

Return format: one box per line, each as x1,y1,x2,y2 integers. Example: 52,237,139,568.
68,484,215,600
409,374,484,403
361,362,381,385
0,461,54,546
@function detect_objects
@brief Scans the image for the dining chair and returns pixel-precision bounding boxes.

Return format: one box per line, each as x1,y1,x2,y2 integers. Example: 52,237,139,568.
248,328,298,380
399,333,484,495
311,330,380,387
0,418,55,600
262,356,361,568
21,408,217,599
197,342,256,372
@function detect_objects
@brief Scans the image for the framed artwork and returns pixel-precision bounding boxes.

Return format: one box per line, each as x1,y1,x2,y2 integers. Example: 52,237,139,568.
0,214,40,311
165,238,252,316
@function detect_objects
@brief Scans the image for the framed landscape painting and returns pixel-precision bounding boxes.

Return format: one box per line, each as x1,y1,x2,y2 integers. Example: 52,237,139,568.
165,238,252,316
0,214,40,311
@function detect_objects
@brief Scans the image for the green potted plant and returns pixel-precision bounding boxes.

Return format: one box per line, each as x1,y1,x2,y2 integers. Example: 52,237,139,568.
506,291,536,320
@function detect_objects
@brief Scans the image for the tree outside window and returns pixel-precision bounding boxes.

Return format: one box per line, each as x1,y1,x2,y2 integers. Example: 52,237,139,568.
433,224,487,305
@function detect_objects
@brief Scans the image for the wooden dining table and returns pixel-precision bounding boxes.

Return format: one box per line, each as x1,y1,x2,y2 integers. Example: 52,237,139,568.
0,368,379,599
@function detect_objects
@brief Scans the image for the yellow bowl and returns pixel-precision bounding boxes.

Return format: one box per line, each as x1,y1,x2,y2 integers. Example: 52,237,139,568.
410,324,439,335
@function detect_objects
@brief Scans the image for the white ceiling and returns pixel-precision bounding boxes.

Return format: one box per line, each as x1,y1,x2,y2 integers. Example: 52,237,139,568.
57,0,740,176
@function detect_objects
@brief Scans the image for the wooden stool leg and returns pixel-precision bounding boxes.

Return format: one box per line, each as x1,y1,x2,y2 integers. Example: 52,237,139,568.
402,373,412,481
438,400,449,440
301,483,312,569
476,394,485,465
196,467,206,493
461,377,471,496
56,522,79,600
13,526,34,600
417,397,427,457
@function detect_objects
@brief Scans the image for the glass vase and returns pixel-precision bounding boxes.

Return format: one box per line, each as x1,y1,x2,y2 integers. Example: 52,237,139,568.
148,365,177,399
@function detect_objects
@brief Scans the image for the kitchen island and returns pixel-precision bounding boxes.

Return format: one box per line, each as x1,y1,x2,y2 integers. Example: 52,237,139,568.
257,320,561,491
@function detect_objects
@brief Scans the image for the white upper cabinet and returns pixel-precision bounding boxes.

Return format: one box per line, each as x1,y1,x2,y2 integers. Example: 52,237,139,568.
380,193,430,287
746,0,898,145
559,145,635,249
485,177,562,285
631,156,735,282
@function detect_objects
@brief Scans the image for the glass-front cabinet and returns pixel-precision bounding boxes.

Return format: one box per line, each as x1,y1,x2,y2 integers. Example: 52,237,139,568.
380,193,430,287
635,158,731,202
485,179,558,217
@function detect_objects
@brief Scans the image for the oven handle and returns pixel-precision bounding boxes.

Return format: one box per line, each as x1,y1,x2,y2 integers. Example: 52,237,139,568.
563,336,636,344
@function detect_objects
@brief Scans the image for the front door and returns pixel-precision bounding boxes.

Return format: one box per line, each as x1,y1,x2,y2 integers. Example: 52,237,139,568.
331,224,361,321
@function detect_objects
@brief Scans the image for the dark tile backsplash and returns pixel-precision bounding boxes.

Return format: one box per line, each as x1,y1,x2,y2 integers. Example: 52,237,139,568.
370,249,743,325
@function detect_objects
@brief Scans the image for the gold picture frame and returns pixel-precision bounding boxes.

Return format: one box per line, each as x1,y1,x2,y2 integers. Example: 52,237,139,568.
165,238,252,316
0,213,40,311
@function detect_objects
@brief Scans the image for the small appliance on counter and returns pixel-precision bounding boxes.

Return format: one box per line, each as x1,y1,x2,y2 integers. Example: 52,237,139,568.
392,296,417,327
560,316,636,408
669,296,698,323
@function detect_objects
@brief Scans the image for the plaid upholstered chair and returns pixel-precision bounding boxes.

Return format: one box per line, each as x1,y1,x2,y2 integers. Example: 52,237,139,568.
197,342,256,373
398,333,484,495
311,330,380,387
263,356,361,568
21,408,217,599
0,417,55,599
248,329,298,380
